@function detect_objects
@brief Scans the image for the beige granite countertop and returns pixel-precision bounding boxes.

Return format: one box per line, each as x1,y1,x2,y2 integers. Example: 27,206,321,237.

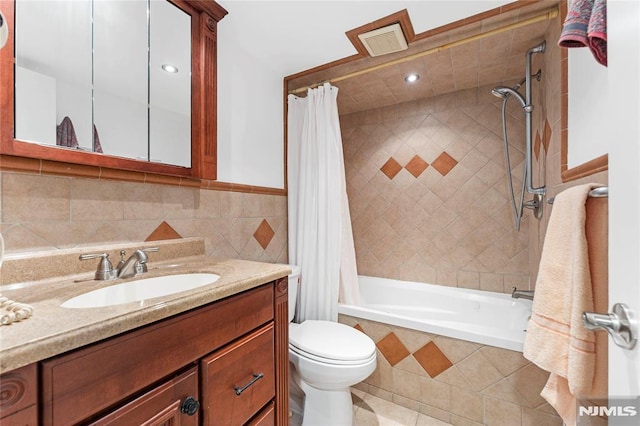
0,254,290,374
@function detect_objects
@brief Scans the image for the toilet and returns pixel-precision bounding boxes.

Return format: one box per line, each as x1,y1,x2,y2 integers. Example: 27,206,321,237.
287,265,377,426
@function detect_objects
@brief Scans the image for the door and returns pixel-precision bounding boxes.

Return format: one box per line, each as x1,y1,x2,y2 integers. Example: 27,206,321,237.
608,0,640,423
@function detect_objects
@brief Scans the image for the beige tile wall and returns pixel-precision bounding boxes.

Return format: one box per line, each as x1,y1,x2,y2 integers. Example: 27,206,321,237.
529,13,608,282
0,172,288,264
340,85,531,293
340,315,562,426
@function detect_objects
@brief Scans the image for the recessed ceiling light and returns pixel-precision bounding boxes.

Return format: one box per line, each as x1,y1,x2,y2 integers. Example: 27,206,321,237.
404,73,419,83
162,64,179,73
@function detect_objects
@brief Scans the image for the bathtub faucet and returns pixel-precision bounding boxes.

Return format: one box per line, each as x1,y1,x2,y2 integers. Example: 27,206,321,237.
511,287,535,301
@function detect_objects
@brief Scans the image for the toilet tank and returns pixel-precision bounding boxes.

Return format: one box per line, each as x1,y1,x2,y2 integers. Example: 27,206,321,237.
288,265,300,323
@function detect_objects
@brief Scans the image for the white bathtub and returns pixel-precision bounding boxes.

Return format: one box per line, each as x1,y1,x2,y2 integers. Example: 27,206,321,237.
337,276,532,352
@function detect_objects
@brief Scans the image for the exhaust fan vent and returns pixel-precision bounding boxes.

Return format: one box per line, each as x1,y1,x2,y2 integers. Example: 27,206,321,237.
357,23,408,57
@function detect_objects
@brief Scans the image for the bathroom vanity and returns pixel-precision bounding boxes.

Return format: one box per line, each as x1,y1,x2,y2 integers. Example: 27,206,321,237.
0,240,290,425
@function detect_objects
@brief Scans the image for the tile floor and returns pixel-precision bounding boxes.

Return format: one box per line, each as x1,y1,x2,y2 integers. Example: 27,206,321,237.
352,390,452,426
290,389,451,426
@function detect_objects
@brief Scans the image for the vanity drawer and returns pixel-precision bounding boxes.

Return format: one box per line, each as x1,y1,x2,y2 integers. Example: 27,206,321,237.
201,323,275,425
247,401,275,426
41,284,274,426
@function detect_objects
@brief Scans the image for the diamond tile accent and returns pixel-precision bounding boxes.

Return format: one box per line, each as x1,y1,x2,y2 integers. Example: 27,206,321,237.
404,155,429,178
253,219,275,249
145,221,182,241
543,118,552,154
377,332,410,366
534,131,541,161
380,157,403,180
431,152,458,176
413,341,453,377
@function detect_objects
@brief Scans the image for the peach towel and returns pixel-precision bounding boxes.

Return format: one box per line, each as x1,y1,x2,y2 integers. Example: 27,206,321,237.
523,183,605,426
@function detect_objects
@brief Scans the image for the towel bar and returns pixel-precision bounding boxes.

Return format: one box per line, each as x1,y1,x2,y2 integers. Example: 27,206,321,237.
547,186,608,205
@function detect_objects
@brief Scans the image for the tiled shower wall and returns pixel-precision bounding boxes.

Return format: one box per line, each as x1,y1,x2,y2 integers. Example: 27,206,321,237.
0,172,288,263
340,85,531,293
529,11,608,280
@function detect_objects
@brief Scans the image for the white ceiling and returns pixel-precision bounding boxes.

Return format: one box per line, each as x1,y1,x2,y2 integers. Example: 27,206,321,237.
216,0,513,78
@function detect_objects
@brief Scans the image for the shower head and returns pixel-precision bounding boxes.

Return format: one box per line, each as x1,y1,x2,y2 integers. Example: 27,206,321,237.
491,86,526,107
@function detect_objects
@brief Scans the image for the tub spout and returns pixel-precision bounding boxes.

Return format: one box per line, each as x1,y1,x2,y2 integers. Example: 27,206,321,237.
512,287,535,301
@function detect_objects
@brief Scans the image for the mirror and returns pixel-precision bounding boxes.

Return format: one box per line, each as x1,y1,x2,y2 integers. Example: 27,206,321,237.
14,0,191,168
0,10,8,49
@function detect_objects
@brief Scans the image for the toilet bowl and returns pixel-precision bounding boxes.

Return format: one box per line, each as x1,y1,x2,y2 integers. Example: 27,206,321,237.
287,266,376,426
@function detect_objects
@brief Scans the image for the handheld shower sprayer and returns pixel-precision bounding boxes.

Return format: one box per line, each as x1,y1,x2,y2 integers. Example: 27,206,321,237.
491,86,526,108
492,40,547,230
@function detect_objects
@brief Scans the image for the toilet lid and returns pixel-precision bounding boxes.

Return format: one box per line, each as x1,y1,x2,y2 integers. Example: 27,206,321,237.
289,320,376,362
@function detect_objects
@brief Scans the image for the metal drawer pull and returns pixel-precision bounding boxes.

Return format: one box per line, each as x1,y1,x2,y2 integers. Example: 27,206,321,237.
234,373,264,396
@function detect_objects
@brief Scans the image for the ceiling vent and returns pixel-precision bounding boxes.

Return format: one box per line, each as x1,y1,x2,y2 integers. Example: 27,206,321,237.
357,23,408,57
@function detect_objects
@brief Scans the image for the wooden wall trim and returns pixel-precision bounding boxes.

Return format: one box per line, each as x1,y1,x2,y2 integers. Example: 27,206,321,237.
561,154,609,183
0,155,287,195
284,0,542,85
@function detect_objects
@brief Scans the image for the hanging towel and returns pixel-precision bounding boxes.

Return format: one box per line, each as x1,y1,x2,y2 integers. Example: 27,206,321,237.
558,0,608,66
56,116,79,149
587,0,607,66
523,183,605,426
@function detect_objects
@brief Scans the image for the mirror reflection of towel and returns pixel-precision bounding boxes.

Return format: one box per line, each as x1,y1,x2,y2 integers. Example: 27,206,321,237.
93,125,103,153
56,116,79,149
56,117,104,153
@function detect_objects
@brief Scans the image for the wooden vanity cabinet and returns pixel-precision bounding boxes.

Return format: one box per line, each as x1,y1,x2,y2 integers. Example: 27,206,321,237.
0,363,38,425
34,278,289,426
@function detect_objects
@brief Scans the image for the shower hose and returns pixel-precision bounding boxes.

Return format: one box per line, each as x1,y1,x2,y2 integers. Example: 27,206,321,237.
499,96,527,231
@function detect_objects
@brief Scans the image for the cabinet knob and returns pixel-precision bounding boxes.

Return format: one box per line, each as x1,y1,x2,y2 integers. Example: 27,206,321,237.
180,396,200,416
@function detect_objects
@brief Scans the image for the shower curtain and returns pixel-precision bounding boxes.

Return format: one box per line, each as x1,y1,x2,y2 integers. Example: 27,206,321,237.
287,83,359,322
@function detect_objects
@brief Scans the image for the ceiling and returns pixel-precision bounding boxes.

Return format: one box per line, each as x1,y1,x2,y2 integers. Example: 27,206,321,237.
287,1,559,114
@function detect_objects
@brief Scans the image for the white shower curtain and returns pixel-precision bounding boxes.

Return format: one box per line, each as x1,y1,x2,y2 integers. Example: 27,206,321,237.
287,83,359,322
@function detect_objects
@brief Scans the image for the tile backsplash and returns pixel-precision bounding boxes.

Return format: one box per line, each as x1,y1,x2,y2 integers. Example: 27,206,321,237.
0,172,288,264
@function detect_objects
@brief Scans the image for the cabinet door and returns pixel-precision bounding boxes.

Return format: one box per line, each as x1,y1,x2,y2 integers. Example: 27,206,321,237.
89,367,199,426
201,324,275,425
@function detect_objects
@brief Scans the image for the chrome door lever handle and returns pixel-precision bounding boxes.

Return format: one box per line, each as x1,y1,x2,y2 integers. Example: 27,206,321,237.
583,303,637,350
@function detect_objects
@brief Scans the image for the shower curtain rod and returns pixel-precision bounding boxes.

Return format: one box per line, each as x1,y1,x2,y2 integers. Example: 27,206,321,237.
289,7,559,95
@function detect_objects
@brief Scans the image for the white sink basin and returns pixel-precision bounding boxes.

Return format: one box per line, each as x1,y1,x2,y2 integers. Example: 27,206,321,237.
61,273,220,309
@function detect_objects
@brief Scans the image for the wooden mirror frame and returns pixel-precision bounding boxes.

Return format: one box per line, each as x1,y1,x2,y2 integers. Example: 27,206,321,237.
0,0,226,181
559,0,608,182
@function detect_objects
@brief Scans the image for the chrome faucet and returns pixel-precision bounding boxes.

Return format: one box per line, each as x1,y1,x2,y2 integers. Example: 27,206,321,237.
117,249,149,279
80,247,158,280
511,287,535,301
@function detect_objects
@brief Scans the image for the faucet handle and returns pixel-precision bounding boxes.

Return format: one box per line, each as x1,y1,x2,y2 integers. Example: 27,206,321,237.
79,253,116,281
136,247,158,273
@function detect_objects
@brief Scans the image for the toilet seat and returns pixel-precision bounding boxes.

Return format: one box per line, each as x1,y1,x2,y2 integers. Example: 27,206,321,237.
289,344,376,366
289,320,376,364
